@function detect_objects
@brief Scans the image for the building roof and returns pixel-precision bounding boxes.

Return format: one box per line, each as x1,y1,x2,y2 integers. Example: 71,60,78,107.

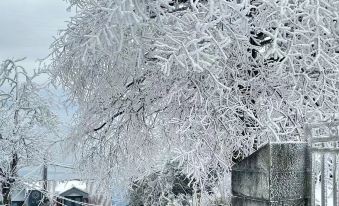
11,190,26,202
59,187,89,198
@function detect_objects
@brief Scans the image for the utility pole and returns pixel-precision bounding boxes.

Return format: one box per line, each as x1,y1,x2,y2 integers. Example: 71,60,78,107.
42,155,52,206
43,157,48,191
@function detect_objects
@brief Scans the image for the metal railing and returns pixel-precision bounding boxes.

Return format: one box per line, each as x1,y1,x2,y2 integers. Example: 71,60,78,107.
306,121,339,206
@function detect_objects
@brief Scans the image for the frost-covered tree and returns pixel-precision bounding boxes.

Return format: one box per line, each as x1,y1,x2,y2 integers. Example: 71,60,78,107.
51,0,339,202
0,59,57,204
128,161,228,205
247,0,339,137
129,161,194,206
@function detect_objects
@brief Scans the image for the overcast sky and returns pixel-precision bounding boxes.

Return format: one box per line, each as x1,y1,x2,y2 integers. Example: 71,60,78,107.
0,0,72,70
0,0,75,123
0,0,77,169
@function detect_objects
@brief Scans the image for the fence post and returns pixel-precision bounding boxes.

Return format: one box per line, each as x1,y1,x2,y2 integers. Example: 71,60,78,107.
321,153,327,206
333,153,337,206
306,121,339,206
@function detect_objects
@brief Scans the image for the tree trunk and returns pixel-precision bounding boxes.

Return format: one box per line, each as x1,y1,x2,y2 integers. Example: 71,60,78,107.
2,182,11,206
3,67,20,205
2,153,18,205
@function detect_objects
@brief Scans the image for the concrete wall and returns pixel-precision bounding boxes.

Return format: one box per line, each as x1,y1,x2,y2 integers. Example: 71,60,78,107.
232,143,311,206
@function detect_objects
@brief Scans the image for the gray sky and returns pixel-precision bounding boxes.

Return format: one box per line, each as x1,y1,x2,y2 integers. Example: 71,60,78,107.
0,0,72,70
0,0,75,123
0,2,127,203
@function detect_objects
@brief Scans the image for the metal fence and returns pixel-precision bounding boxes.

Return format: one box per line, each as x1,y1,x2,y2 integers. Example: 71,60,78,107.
306,121,339,206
